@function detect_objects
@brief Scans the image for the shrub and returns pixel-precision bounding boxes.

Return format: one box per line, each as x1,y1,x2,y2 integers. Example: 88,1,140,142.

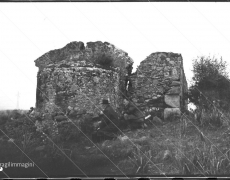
57,121,82,142
0,115,43,162
4,115,37,141
188,56,230,111
193,106,223,128
94,53,114,70
0,114,9,125
11,110,23,120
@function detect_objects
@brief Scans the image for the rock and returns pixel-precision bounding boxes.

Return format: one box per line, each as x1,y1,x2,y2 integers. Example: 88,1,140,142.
171,68,180,80
169,61,175,65
93,76,100,83
166,86,180,95
165,95,180,108
171,81,180,86
164,108,181,120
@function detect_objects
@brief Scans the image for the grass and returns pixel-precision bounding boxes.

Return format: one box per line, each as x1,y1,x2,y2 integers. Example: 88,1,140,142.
0,110,230,177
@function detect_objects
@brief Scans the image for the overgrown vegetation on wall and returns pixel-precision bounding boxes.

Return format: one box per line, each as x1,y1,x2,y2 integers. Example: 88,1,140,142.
94,53,115,70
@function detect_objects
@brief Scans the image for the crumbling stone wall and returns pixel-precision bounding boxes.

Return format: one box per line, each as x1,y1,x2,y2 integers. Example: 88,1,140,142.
129,52,188,120
35,41,133,118
35,42,187,121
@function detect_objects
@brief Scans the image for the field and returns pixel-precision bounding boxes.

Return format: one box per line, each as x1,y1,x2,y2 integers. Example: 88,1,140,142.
0,110,230,178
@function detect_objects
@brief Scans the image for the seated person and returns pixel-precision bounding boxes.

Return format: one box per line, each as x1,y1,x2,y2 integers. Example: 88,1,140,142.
123,98,146,130
92,99,120,143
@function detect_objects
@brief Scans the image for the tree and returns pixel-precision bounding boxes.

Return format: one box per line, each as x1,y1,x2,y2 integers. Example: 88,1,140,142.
188,56,230,111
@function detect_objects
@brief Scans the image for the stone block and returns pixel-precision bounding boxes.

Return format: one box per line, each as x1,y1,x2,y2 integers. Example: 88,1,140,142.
165,95,180,108
171,68,180,80
164,108,181,120
152,79,158,85
169,61,175,65
171,81,180,86
166,86,180,95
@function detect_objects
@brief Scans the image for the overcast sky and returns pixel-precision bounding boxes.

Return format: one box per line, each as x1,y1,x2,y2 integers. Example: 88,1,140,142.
0,2,230,110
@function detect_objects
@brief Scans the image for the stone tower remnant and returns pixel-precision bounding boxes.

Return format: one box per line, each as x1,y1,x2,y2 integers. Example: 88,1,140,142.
34,42,188,121
34,41,133,119
129,52,188,120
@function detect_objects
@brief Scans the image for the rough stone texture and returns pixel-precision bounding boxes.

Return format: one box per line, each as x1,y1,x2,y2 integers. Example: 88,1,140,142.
35,41,133,118
164,108,181,120
34,42,187,121
165,95,180,108
129,52,188,120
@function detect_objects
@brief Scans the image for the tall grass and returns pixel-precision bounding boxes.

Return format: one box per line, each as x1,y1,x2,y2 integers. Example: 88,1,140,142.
1,108,230,176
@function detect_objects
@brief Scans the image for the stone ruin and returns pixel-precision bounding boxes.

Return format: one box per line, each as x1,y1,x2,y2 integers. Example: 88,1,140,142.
34,41,188,121
128,52,188,120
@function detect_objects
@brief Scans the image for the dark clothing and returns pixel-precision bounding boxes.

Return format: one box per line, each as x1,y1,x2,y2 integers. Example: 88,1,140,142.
99,105,120,128
124,102,144,121
124,102,144,130
92,105,120,143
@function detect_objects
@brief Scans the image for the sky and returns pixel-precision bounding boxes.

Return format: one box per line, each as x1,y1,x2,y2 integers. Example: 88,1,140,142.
0,2,230,110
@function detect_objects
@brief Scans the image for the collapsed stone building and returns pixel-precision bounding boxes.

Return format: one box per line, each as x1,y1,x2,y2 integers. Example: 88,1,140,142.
34,41,188,121
128,52,188,119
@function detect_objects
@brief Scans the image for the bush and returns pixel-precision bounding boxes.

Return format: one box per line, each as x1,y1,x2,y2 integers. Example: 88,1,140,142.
203,110,222,128
57,121,82,142
0,115,44,163
94,53,114,70
0,114,9,125
4,115,37,141
188,56,230,111
11,110,23,120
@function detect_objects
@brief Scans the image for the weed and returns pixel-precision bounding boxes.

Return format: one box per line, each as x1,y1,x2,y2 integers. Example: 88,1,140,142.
94,53,115,70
